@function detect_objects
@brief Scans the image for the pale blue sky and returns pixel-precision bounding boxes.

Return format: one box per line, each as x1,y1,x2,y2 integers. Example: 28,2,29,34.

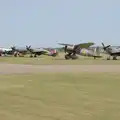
0,0,120,47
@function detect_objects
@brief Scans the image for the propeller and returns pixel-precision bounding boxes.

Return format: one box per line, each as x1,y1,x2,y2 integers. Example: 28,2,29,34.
102,43,110,50
11,46,16,51
64,46,67,53
26,45,33,53
26,45,31,50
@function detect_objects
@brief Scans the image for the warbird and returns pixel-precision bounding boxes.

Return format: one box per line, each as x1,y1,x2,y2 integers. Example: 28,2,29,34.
102,43,120,60
11,46,28,57
59,42,101,60
0,47,12,56
26,46,58,57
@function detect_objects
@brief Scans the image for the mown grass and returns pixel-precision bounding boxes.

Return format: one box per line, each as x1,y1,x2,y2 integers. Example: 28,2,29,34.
0,73,120,120
0,55,120,65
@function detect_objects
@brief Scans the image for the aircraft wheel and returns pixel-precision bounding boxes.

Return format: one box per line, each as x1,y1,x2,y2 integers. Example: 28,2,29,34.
65,55,71,60
30,55,33,58
14,53,18,57
107,56,111,60
71,55,78,60
113,56,117,60
34,54,37,57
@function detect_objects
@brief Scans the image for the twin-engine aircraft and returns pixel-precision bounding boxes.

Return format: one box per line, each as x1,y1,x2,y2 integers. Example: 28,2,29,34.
59,42,102,60
102,43,120,60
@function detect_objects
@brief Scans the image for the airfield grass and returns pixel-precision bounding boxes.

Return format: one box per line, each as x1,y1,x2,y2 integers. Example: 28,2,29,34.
0,73,120,120
0,55,120,65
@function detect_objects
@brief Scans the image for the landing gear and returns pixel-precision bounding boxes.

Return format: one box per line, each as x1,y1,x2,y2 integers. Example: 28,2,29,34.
14,52,18,57
65,53,78,60
30,54,37,58
34,54,37,57
14,52,19,57
107,55,111,60
65,54,71,60
113,56,117,60
71,54,78,60
106,55,117,60
30,54,33,57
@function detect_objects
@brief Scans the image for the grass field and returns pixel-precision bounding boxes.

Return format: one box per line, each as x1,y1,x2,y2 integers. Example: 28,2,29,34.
0,56,120,65
0,73,120,120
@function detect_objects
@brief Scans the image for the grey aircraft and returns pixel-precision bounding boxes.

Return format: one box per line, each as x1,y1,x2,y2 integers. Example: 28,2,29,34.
58,42,102,60
11,46,28,57
102,43,120,60
26,46,58,57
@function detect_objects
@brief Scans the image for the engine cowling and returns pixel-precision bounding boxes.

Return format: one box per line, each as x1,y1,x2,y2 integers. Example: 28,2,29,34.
65,46,74,53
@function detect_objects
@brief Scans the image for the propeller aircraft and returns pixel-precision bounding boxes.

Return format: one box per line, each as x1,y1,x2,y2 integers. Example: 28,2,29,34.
26,46,58,57
58,42,102,60
102,43,120,60
0,47,12,56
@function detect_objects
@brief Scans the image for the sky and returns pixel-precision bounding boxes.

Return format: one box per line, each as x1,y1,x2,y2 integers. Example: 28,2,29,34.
0,0,120,48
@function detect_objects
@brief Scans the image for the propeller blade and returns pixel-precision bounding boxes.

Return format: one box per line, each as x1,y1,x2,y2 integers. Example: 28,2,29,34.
29,45,31,49
102,43,110,50
64,46,67,53
26,45,31,50
102,43,105,47
106,45,110,49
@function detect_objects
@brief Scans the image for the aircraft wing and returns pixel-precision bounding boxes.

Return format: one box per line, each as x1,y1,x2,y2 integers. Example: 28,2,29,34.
58,43,73,46
58,42,94,48
111,51,120,55
33,48,47,53
75,42,94,49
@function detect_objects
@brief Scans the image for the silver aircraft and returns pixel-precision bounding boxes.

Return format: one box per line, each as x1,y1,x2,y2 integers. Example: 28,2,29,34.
102,43,120,60
0,47,12,56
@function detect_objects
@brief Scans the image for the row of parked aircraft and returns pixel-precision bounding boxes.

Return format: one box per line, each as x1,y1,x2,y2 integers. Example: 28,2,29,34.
0,42,120,60
59,42,120,60
0,46,58,57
